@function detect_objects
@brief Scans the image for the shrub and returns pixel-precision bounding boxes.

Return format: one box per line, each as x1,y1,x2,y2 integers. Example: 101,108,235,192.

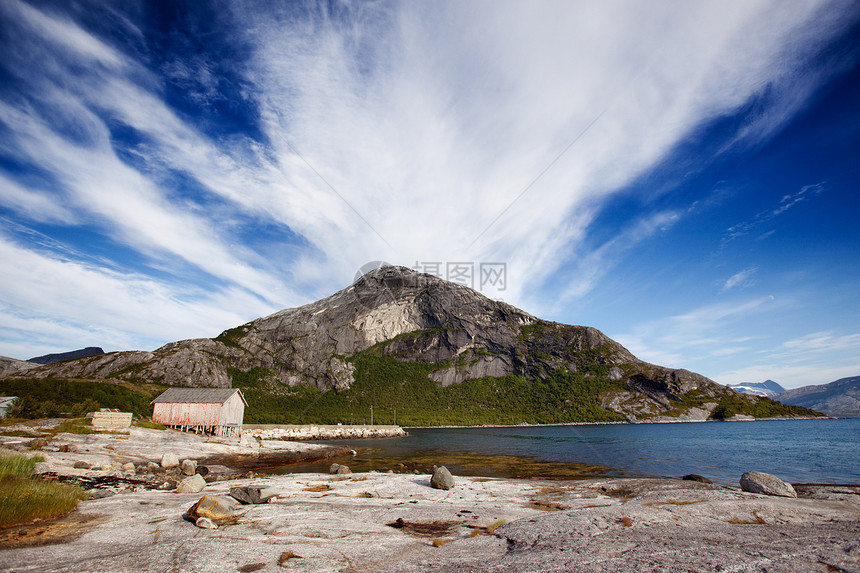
0,378,158,419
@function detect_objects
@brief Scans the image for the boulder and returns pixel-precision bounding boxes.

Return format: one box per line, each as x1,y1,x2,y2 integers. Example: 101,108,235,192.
740,471,797,498
330,463,352,475
682,474,713,484
176,473,207,494
187,495,240,525
180,459,198,476
146,461,161,473
161,453,179,469
229,486,277,505
73,460,91,470
430,465,455,490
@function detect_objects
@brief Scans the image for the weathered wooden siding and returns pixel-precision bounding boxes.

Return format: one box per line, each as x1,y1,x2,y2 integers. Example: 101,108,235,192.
152,401,222,427
219,392,245,427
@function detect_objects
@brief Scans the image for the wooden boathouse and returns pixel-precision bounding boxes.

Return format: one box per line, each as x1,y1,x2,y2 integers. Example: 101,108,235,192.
151,388,247,437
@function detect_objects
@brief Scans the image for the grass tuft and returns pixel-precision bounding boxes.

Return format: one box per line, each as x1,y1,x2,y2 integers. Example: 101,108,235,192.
0,452,88,527
134,421,166,430
0,453,44,478
55,418,94,434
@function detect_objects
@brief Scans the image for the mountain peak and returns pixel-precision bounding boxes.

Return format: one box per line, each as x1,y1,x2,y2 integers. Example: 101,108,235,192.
3,268,819,423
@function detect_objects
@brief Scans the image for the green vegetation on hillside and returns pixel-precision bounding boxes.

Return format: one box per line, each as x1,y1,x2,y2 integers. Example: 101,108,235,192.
710,394,824,419
0,451,88,527
0,378,160,419
231,344,627,425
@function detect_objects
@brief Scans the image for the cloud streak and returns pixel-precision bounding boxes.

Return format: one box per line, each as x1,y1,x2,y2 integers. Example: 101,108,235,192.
0,0,857,365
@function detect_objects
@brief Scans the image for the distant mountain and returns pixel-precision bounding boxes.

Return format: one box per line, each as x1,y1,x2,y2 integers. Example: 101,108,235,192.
2,267,820,424
776,376,860,418
727,380,786,397
28,347,104,365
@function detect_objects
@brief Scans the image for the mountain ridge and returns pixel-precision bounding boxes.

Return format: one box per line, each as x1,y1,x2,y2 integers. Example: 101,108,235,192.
776,376,860,418
2,266,819,424
727,380,786,397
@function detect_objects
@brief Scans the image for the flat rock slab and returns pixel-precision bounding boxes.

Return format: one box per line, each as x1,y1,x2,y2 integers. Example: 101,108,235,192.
1,475,858,573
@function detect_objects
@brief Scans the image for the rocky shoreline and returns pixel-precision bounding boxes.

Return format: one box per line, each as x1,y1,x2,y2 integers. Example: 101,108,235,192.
1,424,858,572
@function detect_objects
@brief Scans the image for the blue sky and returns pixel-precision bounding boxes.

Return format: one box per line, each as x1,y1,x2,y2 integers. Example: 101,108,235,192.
1,0,859,389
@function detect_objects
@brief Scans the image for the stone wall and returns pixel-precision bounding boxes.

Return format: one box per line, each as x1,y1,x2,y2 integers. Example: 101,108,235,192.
243,424,406,441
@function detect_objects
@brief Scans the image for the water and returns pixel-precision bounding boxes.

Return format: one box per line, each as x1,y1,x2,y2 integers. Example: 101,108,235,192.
300,418,860,486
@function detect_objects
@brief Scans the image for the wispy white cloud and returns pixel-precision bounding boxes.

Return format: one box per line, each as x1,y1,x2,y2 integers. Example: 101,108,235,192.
723,182,827,245
0,0,856,359
0,232,276,354
721,266,759,292
688,330,860,389
615,295,781,368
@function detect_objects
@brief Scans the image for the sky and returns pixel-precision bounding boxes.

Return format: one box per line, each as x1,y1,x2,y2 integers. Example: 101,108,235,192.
1,0,859,390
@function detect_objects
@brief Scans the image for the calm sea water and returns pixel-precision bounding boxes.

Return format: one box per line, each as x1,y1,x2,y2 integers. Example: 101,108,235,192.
303,418,859,486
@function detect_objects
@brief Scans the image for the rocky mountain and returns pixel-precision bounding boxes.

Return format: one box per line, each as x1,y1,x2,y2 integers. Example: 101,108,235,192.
1,266,818,424
0,356,36,378
776,376,860,418
727,380,786,397
28,346,104,365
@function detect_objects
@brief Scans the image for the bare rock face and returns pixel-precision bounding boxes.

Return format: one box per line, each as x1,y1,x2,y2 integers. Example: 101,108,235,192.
5,266,748,420
740,471,797,498
0,355,37,377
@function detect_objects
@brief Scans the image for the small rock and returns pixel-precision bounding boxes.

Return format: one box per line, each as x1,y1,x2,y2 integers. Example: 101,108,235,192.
330,463,351,475
682,474,713,484
195,465,209,476
28,438,48,449
180,459,198,476
187,495,240,525
58,444,70,453
159,479,177,490
146,461,160,473
121,462,136,474
430,465,455,490
101,464,114,472
195,517,218,529
176,473,207,494
73,460,92,470
161,453,179,469
229,486,277,504
740,471,797,498
89,489,115,500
